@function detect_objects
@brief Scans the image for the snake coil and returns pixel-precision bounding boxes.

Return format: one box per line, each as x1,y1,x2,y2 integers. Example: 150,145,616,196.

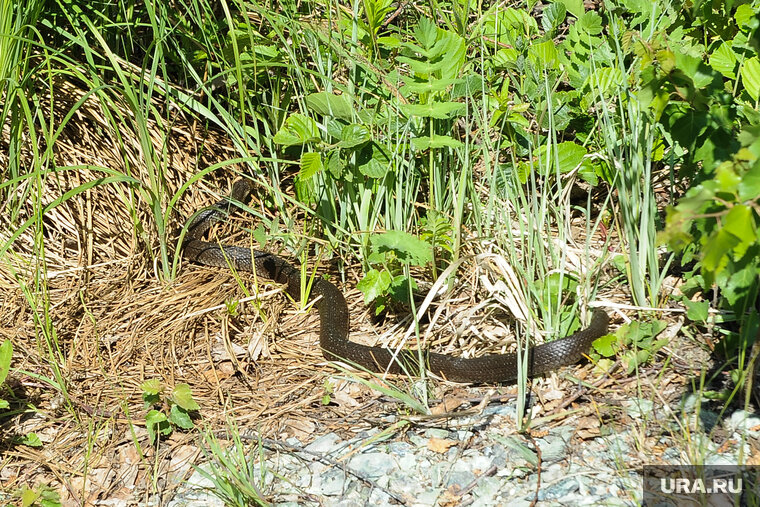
182,179,609,383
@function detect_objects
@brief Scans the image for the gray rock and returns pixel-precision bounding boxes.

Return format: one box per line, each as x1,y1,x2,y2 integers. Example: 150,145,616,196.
348,452,396,479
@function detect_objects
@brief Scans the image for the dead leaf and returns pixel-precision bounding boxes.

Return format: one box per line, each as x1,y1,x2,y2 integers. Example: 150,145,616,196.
427,437,458,454
431,396,467,415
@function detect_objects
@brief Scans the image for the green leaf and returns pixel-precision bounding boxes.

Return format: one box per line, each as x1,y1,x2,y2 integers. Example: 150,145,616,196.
272,114,321,147
541,2,566,33
20,433,42,447
558,0,584,18
306,92,354,120
0,399,8,409
684,300,709,322
146,409,171,444
371,231,433,266
555,141,588,173
325,150,345,179
401,101,465,119
702,229,741,275
411,134,464,150
171,383,200,411
722,204,757,260
402,76,461,94
338,124,370,149
577,11,603,34
528,40,559,70
357,268,393,304
140,379,162,395
169,404,195,430
357,143,392,178
741,56,760,101
735,4,754,29
0,340,12,387
299,152,323,179
592,334,618,357
709,42,737,79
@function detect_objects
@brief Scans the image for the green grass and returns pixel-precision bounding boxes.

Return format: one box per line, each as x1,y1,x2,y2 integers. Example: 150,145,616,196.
3,0,760,503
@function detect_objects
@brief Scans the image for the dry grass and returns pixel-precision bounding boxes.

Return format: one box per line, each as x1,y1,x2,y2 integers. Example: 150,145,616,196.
0,80,714,504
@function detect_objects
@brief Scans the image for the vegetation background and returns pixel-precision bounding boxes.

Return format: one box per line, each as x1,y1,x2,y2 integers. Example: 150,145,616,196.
1,0,760,504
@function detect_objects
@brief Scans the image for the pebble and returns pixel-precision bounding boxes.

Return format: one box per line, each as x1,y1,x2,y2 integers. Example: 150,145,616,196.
170,395,756,506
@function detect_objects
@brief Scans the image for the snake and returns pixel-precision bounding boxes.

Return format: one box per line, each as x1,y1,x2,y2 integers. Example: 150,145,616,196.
182,179,610,383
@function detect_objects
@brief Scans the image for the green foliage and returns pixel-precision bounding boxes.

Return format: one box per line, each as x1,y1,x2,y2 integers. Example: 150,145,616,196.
141,380,200,445
357,230,434,314
0,339,12,410
593,319,668,374
13,483,61,507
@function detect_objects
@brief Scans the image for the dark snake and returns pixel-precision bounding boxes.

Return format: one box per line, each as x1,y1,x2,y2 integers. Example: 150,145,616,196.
182,179,610,383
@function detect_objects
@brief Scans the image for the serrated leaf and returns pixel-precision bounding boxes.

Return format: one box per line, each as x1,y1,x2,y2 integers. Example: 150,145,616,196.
0,340,12,387
411,135,464,150
401,101,465,119
371,231,432,266
171,383,200,411
141,379,162,395
299,152,323,179
169,404,195,429
357,268,393,304
577,11,603,35
273,113,321,147
306,92,354,120
741,56,760,101
541,2,566,33
325,150,345,179
709,42,737,79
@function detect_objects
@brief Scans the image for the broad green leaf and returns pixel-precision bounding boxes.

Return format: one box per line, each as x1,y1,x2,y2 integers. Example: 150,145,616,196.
0,340,12,386
411,134,464,150
272,114,321,146
306,92,354,120
0,399,8,409
741,56,760,101
338,124,370,149
577,11,603,35
592,334,618,357
735,4,754,29
541,2,566,33
357,143,392,178
140,379,162,395
388,274,417,304
709,42,737,79
722,204,756,260
325,150,345,179
146,409,171,444
371,231,433,266
702,228,741,274
171,383,200,411
558,0,584,18
401,101,465,119
684,300,709,322
357,268,393,304
528,40,559,70
738,159,760,201
169,405,195,429
555,141,588,173
299,152,323,179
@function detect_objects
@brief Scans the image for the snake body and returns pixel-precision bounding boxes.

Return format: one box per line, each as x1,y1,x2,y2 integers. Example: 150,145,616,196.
183,180,609,383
